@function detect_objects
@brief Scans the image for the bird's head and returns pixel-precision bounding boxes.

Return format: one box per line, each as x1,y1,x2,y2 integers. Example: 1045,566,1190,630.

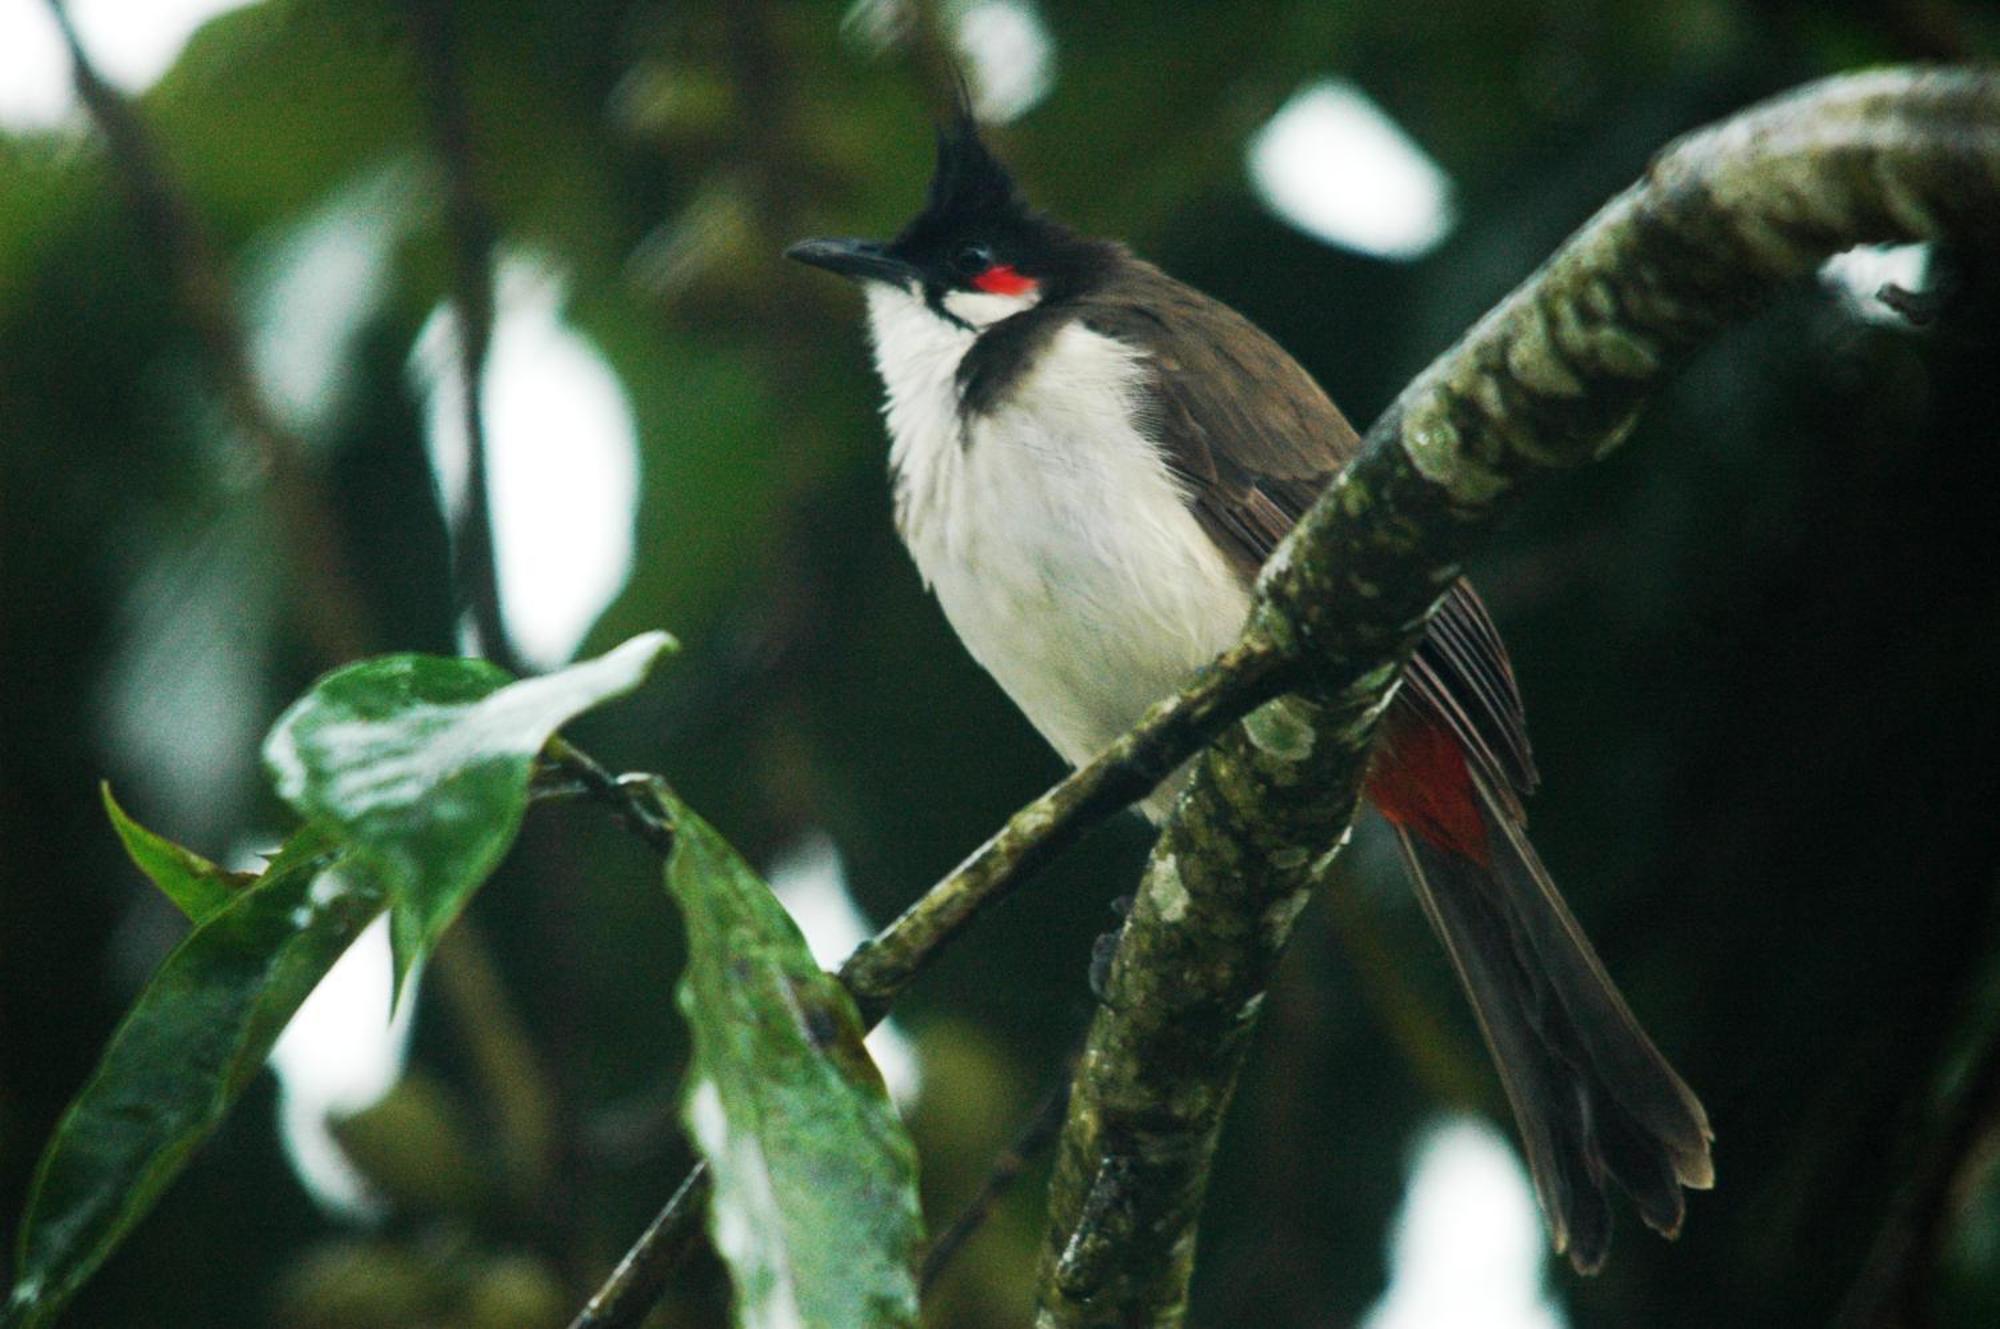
786,108,1107,331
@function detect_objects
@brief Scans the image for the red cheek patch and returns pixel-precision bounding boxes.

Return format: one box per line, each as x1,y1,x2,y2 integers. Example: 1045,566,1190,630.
972,264,1037,297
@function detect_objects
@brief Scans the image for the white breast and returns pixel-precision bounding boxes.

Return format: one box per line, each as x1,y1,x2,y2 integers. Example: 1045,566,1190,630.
865,285,1251,774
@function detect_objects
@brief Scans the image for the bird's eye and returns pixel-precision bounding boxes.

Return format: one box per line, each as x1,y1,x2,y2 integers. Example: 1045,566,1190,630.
951,242,993,277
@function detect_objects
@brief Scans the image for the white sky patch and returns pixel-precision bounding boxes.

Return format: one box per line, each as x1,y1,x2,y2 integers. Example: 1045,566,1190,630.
838,0,905,55
766,832,922,1108
412,255,641,670
268,901,417,1217
1820,242,1931,326
838,0,1054,124
247,160,420,438
97,509,273,844
953,0,1054,124
1248,78,1456,261
1363,1116,1563,1329
0,0,258,131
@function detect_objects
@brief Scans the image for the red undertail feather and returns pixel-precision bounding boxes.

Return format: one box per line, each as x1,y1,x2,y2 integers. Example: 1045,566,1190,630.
1366,716,1490,867
1367,704,1714,1274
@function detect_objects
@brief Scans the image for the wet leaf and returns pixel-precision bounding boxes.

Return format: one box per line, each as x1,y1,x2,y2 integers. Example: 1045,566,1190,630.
5,844,378,1329
261,632,674,984
100,783,255,923
665,801,923,1329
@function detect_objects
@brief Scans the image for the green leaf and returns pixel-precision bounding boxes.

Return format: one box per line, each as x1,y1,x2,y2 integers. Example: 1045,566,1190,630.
665,801,923,1329
4,843,379,1329
99,783,255,923
261,632,674,984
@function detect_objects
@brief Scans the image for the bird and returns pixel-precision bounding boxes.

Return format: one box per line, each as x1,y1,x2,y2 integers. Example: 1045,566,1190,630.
786,105,1712,1273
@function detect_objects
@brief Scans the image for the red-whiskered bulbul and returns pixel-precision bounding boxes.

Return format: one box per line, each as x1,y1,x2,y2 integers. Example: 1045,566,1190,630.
787,110,1713,1273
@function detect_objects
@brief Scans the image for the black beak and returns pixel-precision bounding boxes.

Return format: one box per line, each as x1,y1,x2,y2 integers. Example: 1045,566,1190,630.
784,236,920,286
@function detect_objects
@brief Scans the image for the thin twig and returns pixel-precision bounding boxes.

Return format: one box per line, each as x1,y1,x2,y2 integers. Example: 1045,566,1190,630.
550,626,1289,1001
536,740,696,1329
1034,68,2000,1327
922,1072,1072,1293
563,629,1295,1329
408,0,522,676
566,1165,711,1329
62,2,587,1307
47,0,373,665
837,629,1294,1023
542,738,680,858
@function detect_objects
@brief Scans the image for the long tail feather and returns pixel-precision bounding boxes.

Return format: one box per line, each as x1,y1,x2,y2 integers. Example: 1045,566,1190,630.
1381,759,1713,1274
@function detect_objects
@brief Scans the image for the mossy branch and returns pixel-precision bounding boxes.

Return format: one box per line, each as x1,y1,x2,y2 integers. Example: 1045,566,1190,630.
565,632,1293,1329
1034,67,2000,1327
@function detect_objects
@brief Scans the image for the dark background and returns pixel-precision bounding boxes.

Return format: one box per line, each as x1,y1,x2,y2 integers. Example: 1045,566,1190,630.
4,2,1999,1326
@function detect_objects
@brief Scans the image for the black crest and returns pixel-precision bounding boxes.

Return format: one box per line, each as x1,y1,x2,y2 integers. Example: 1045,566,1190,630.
922,104,1024,227
885,85,1118,298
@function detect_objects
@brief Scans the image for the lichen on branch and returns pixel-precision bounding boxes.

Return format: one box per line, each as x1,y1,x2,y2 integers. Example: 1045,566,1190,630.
1035,66,2000,1328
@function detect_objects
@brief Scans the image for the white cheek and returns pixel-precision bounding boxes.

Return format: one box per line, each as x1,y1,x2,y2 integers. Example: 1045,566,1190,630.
865,284,971,386
941,285,1041,329
865,282,941,351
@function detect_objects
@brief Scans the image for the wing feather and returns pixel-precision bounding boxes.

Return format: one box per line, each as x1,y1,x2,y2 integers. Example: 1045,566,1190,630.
1070,259,1536,804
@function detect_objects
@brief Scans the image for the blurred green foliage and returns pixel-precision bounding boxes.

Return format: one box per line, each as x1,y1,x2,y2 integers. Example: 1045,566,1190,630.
3,1,1999,1327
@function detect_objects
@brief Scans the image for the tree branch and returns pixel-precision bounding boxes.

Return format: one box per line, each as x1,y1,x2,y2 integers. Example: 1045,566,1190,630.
408,0,522,675
53,7,587,1300
563,629,1292,1329
47,0,374,665
1035,67,2000,1326
923,1059,1075,1293
840,629,1294,1023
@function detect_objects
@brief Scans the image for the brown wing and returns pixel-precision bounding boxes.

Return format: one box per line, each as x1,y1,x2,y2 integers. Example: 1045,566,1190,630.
1074,259,1538,807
